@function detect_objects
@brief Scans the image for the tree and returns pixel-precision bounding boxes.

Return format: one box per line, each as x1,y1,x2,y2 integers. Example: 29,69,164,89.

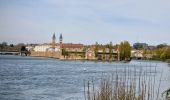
102,47,106,60
62,49,68,58
94,42,99,57
2,42,8,46
10,44,14,47
154,46,170,60
119,42,124,60
124,41,131,60
119,41,131,61
20,46,27,51
156,43,167,49
109,42,113,60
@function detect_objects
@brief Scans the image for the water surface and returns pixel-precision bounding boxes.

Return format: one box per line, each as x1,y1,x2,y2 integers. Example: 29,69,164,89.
0,55,170,100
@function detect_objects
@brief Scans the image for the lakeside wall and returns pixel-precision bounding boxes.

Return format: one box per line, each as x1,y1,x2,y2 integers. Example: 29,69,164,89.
30,51,118,61
30,51,61,59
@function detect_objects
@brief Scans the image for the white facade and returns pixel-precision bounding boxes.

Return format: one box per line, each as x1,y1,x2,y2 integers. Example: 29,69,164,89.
34,44,60,52
131,50,143,58
26,46,34,51
34,45,51,52
47,46,60,52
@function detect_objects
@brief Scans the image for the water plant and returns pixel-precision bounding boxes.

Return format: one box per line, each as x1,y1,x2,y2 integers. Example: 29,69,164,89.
84,64,164,100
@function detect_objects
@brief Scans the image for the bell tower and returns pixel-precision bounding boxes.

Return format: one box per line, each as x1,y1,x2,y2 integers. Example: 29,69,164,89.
52,33,56,49
59,33,63,44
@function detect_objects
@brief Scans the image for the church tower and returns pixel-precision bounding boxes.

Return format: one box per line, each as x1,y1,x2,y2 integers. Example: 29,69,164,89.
59,33,63,44
52,33,56,49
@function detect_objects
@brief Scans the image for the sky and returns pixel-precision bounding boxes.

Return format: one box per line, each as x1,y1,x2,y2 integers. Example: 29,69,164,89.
0,0,170,45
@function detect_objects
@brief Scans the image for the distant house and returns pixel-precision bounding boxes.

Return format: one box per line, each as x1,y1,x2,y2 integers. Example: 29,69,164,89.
33,44,60,52
61,43,84,51
131,50,143,59
147,46,156,50
60,43,84,59
26,45,34,51
34,44,51,52
133,43,148,49
85,48,95,60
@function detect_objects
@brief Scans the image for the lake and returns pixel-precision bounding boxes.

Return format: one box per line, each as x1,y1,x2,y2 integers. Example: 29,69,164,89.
0,55,170,100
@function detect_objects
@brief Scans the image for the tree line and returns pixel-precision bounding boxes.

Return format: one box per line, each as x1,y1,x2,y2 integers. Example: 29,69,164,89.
0,42,27,52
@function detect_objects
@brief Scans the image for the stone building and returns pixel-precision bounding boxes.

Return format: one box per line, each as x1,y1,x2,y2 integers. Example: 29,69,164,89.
30,33,61,58
60,43,85,59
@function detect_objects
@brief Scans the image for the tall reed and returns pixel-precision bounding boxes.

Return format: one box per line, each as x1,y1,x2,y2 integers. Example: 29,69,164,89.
84,64,165,100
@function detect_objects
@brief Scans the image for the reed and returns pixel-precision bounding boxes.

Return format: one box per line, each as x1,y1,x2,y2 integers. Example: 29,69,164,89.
84,64,165,100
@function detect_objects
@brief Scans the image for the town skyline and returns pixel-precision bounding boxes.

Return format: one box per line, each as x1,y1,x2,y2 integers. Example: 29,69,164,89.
0,0,170,45
0,33,169,46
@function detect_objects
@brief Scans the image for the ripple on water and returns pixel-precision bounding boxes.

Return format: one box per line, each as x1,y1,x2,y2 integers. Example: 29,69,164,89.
0,55,170,100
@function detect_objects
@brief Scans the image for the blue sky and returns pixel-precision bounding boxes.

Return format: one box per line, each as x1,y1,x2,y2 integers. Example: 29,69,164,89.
0,0,170,45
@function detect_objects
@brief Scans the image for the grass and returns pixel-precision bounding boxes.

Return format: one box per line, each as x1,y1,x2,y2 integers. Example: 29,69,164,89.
84,64,166,100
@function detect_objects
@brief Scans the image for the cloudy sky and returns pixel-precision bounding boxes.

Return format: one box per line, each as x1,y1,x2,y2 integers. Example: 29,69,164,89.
0,0,170,45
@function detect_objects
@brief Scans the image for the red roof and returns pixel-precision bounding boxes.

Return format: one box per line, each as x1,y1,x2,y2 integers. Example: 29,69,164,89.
61,43,84,49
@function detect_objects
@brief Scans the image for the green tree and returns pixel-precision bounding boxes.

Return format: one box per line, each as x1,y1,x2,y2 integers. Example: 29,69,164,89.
94,42,99,57
20,46,27,51
119,41,131,61
109,42,113,60
119,42,124,60
102,47,106,60
62,49,68,57
156,43,167,49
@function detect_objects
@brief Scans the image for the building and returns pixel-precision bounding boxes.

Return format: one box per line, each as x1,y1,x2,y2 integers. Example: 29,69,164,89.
33,33,60,52
26,45,34,51
61,43,84,51
34,44,51,52
29,33,61,58
133,43,148,49
59,33,63,45
85,47,96,60
29,33,119,61
131,50,143,59
60,43,85,59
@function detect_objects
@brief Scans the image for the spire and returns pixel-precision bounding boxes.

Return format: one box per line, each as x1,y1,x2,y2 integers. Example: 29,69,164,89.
59,33,63,40
52,32,56,41
59,33,63,44
52,32,56,49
